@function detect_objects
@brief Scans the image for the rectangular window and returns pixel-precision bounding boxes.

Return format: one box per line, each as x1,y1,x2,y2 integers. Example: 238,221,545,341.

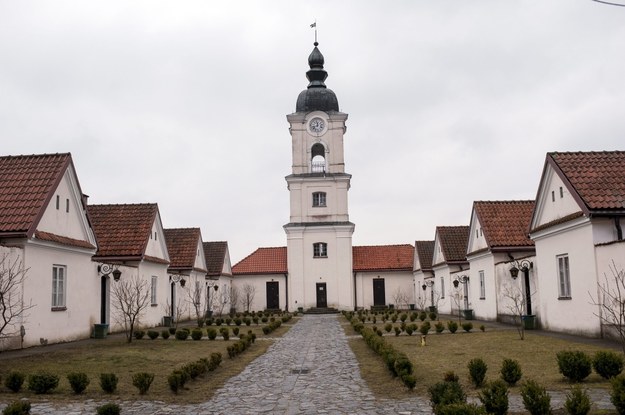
559,186,564,198
151,276,158,305
313,242,328,258
557,255,571,298
551,191,555,202
312,192,327,207
66,198,70,213
479,270,485,299
56,195,60,210
440,277,445,298
52,265,66,309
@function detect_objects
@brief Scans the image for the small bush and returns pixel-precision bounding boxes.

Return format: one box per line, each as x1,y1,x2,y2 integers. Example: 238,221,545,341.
27,372,59,394
435,321,445,333
480,325,486,332
593,350,624,379
215,318,223,326
428,380,467,415
557,351,592,382
520,379,552,415
419,312,427,321
168,327,176,334
175,330,189,340
462,322,473,332
447,320,458,334
437,403,485,415
161,330,170,339
420,321,431,335
410,312,418,322
385,323,393,333
394,326,401,336
191,328,203,340
210,352,223,370
479,380,509,415
99,373,118,394
233,327,240,336
4,372,25,393
501,358,522,386
468,358,488,387
565,385,591,415
611,375,625,414
207,328,217,340
132,372,154,395
221,328,230,340
66,372,90,394
133,330,145,340
147,330,159,340
96,403,121,415
168,370,188,394
2,401,31,415
429,312,437,321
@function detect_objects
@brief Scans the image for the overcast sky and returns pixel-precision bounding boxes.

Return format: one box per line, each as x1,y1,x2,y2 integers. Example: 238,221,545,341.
1,1,624,263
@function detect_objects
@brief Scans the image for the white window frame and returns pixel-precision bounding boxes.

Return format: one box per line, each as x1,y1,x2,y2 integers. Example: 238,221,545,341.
479,270,485,299
557,254,571,298
151,276,158,305
313,242,328,258
312,192,327,207
52,265,66,309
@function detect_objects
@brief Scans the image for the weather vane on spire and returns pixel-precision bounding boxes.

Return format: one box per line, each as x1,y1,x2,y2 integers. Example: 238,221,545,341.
310,20,317,44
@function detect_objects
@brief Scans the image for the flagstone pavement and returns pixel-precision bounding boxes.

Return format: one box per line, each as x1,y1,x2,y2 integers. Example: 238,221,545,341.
0,314,617,414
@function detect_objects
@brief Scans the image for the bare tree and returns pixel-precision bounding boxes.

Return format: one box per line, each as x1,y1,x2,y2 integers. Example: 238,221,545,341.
111,274,150,343
187,280,204,326
204,283,219,317
502,285,526,340
216,287,230,317
229,286,240,315
242,284,256,312
590,260,625,353
392,287,410,310
415,292,427,311
0,253,33,343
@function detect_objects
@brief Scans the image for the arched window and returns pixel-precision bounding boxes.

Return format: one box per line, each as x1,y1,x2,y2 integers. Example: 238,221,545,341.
311,143,326,173
313,242,328,258
312,192,326,207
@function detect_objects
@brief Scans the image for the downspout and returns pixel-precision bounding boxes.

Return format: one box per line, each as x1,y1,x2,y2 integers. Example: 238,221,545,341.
353,272,357,311
284,273,289,312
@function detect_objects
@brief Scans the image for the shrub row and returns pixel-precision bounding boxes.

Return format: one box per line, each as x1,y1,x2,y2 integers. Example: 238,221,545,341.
262,319,282,335
227,331,257,359
167,352,223,394
557,350,624,382
354,322,416,389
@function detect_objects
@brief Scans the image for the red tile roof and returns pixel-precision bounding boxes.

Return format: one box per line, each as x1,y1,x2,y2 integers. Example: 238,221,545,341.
353,244,414,272
88,203,159,259
164,228,205,272
0,153,72,237
415,240,434,271
472,201,535,251
34,230,96,250
549,151,625,211
434,226,470,266
232,247,287,275
203,241,229,277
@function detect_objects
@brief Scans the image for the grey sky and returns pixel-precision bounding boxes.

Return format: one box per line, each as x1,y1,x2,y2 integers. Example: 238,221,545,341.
1,1,624,263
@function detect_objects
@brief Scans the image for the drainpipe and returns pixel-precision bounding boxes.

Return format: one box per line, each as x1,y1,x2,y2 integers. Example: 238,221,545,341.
353,272,357,311
284,273,289,312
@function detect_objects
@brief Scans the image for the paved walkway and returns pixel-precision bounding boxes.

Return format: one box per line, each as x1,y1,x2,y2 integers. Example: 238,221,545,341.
0,315,618,414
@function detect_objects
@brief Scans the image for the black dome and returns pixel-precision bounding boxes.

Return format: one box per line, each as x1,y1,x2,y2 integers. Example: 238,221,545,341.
295,42,339,113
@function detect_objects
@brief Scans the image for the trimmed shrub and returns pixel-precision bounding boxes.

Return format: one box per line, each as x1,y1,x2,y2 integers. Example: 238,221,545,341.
520,379,552,415
233,327,240,336
419,312,427,321
420,321,431,335
444,371,460,383
462,322,473,333
468,358,487,387
133,330,145,340
480,325,486,332
479,380,509,415
168,370,188,394
429,312,437,321
593,350,624,379
210,352,223,370
394,326,401,336
385,323,393,333
132,372,154,395
66,372,90,394
405,325,414,336
191,328,203,340
234,318,242,326
2,401,31,415
147,330,159,340
220,327,230,340
215,318,223,326
4,372,25,393
501,358,522,386
557,351,592,382
447,321,458,334
565,385,591,415
428,380,467,415
175,330,189,340
437,403,485,415
410,312,418,322
27,372,59,394
400,313,408,322
99,373,118,394
207,328,217,340
225,318,232,325
435,321,445,334
161,330,170,339
168,327,176,334
96,403,121,415
611,375,625,415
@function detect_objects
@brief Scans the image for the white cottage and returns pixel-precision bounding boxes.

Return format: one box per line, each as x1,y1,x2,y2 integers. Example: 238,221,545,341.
413,240,435,311
203,241,233,315
529,151,625,337
0,153,98,350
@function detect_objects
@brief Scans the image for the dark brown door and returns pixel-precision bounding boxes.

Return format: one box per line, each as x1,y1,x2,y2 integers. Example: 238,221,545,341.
266,281,279,309
316,283,327,308
373,278,386,306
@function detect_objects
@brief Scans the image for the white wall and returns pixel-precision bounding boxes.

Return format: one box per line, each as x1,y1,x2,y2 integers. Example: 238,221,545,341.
355,271,413,309
468,253,496,320
232,274,287,312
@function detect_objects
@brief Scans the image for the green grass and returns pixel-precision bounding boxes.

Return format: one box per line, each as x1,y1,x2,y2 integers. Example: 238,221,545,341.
0,321,294,404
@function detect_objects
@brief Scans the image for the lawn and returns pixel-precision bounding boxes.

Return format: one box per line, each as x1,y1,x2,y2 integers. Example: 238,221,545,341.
0,320,294,404
344,317,622,400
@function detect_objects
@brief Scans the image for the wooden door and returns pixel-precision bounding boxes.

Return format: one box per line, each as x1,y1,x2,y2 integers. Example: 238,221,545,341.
316,283,327,308
266,281,279,310
373,278,386,306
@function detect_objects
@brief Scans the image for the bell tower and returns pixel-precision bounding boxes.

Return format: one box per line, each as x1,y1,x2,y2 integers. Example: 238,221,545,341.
284,42,355,311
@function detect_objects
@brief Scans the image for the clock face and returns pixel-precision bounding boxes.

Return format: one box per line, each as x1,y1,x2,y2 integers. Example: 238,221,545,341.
309,117,325,134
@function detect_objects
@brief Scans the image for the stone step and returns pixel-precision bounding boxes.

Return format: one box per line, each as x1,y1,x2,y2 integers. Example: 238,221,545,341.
305,307,340,315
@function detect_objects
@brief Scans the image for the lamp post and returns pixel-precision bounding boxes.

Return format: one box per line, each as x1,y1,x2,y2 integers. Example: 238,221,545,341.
206,280,219,318
169,274,187,321
96,263,122,337
422,280,434,309
509,259,533,315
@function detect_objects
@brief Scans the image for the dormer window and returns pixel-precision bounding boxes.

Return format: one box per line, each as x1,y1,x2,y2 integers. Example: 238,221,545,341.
312,192,327,207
